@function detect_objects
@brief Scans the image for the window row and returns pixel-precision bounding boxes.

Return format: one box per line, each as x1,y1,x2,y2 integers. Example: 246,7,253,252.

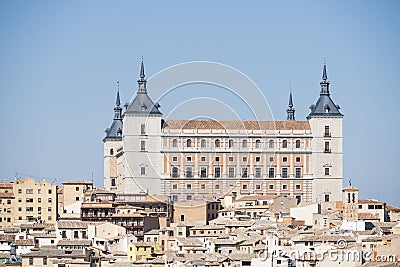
18,189,52,194
170,166,303,178
171,183,303,191
170,139,304,149
171,155,303,163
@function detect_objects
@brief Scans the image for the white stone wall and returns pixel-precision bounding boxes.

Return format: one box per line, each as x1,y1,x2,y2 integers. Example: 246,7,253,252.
122,114,163,194
309,117,343,202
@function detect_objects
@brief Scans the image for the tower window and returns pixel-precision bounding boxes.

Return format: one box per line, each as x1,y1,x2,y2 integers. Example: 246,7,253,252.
324,194,330,202
324,142,330,153
296,140,301,148
172,139,178,148
228,167,235,178
141,124,146,135
110,148,114,155
325,126,330,137
186,167,193,178
255,167,262,178
241,167,248,178
325,167,330,175
186,139,192,147
111,178,116,187
141,166,146,175
282,140,288,148
141,141,146,151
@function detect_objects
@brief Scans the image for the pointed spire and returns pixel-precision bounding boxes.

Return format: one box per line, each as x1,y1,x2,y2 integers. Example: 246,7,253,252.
140,57,145,80
113,80,122,120
116,79,121,106
137,57,147,94
320,63,330,95
286,90,295,120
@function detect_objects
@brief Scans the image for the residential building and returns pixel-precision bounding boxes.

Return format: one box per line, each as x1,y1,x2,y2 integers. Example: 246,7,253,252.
0,182,14,229
59,180,93,219
13,178,57,224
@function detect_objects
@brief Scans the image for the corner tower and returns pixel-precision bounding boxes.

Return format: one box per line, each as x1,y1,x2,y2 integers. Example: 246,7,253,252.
122,59,163,194
308,64,343,202
104,84,123,192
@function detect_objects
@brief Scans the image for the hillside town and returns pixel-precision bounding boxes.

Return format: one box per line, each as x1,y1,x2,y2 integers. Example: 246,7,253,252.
0,178,399,266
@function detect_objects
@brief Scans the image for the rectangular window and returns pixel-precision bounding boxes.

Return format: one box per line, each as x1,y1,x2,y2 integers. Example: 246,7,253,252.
186,195,192,201
242,184,248,190
325,168,330,176
201,156,206,162
172,166,179,178
48,207,52,212
282,157,288,162
76,187,79,191
111,178,116,187
215,156,220,162
141,140,146,151
255,184,261,190
214,167,221,178
229,156,234,162
268,168,275,178
75,196,79,201
282,167,288,178
186,167,193,178
18,189,22,194
324,142,330,152
26,189,33,194
29,258,33,265
295,168,302,178
255,156,261,162
38,198,41,203
141,124,146,135
325,125,330,137
324,194,330,202
48,198,52,203
255,167,262,178
215,184,220,190
282,184,288,190
295,184,301,190
296,157,301,162
200,184,206,190
43,258,47,265
26,198,34,203
200,167,207,178
269,156,274,162
186,156,192,162
141,166,146,175
74,230,79,238
172,184,178,190
228,167,235,178
241,167,248,178
172,156,178,162
242,156,247,162
38,189,41,194
48,189,52,194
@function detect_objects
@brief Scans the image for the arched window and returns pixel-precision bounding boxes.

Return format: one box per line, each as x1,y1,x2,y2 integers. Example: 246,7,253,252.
228,139,234,148
201,139,206,148
255,139,261,148
242,140,248,148
215,139,220,148
172,139,178,148
296,140,301,148
282,140,288,148
186,139,192,148
269,140,274,148
110,148,114,156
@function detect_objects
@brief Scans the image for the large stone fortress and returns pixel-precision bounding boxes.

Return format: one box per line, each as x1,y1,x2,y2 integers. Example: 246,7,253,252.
103,61,343,203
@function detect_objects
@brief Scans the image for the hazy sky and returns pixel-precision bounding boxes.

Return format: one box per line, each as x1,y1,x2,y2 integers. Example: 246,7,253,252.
0,1,399,206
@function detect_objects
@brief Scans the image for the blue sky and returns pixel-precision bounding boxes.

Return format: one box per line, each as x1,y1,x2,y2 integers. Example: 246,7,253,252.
0,1,399,205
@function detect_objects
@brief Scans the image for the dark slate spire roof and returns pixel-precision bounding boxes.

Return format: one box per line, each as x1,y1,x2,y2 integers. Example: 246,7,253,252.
307,64,343,119
104,83,123,141
126,59,162,115
286,91,295,120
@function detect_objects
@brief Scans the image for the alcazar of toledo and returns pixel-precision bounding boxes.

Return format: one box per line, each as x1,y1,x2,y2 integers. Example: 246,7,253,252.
103,61,343,204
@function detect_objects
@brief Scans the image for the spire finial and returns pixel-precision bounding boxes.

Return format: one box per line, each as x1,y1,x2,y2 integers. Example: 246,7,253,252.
140,56,145,80
137,57,147,94
320,62,330,95
286,89,295,120
116,79,121,106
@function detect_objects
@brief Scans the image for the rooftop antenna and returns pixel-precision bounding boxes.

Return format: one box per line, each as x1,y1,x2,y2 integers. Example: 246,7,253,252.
349,179,352,186
91,171,94,188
